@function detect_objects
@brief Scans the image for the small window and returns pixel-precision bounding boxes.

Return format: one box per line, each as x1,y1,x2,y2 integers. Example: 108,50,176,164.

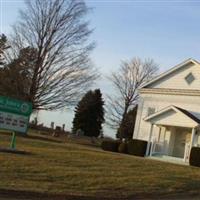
147,107,155,116
185,73,195,85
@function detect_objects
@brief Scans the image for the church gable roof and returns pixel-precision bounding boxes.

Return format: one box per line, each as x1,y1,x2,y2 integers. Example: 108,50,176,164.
142,58,200,89
144,105,200,126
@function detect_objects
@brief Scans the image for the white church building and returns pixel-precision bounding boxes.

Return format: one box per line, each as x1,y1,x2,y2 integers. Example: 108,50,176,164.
133,58,200,163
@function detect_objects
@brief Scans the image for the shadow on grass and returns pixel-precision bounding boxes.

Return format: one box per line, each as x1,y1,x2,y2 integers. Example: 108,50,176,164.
1,188,200,200
0,189,123,200
0,148,33,155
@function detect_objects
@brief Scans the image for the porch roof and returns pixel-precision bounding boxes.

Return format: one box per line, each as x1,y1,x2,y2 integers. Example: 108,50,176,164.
175,107,200,124
144,105,200,127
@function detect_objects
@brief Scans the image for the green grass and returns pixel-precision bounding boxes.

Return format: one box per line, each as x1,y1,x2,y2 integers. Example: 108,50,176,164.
0,131,200,199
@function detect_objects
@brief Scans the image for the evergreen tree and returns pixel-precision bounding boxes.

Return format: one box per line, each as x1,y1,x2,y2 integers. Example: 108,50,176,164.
0,47,37,100
72,89,105,137
116,106,138,140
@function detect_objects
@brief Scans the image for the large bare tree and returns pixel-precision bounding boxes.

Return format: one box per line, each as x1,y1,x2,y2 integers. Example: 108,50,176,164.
0,34,10,65
10,0,97,110
106,57,158,131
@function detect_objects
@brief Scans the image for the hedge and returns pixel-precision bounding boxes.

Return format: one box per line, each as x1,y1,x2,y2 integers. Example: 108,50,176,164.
189,147,200,167
127,139,147,157
118,142,127,153
101,139,148,156
101,140,121,152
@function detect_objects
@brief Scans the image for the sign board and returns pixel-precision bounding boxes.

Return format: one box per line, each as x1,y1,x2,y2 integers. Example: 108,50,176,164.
0,96,32,133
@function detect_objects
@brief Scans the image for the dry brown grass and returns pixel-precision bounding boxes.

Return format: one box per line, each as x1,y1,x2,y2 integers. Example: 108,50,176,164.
0,131,200,199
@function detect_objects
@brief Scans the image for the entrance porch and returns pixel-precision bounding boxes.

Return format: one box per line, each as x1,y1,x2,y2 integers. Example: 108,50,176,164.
144,106,200,163
149,126,193,162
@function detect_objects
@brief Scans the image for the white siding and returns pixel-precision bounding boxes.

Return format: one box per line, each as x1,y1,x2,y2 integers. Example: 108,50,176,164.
134,60,200,150
148,63,200,90
150,110,197,128
133,93,200,142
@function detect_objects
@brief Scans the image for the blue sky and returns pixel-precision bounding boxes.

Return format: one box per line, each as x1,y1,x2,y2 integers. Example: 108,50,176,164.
1,0,200,137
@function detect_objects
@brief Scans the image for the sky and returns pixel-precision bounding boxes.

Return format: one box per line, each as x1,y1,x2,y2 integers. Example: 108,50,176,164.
1,0,200,137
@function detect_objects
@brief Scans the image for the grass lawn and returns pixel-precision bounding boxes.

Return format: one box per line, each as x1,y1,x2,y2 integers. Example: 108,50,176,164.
0,131,200,200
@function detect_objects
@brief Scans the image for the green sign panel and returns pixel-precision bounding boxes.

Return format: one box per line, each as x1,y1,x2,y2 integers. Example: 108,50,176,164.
0,96,32,116
0,96,32,134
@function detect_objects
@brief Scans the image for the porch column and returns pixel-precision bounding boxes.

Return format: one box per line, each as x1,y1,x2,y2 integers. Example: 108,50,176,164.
146,123,154,156
191,127,196,147
185,127,196,162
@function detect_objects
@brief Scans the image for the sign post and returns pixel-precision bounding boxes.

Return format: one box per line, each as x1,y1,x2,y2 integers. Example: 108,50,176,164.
10,132,16,149
0,96,32,149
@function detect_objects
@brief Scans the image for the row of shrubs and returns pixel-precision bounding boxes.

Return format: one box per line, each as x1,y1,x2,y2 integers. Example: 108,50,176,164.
190,147,200,167
101,139,147,157
101,139,200,167
101,140,200,167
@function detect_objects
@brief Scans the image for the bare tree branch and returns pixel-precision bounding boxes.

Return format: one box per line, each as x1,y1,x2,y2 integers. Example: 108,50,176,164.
106,57,158,130
9,0,98,110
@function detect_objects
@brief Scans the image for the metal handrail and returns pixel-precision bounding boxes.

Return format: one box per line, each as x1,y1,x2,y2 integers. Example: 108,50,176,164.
151,140,165,155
